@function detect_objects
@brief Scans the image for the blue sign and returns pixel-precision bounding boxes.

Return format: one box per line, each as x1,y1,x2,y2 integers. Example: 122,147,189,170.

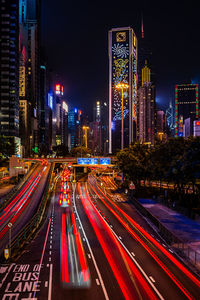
100,158,111,165
77,158,98,165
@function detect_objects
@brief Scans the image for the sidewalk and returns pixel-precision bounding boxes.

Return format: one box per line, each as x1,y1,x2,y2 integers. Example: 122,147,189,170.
138,198,200,267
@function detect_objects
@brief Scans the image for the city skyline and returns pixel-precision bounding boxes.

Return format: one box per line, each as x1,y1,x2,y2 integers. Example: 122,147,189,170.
42,0,200,115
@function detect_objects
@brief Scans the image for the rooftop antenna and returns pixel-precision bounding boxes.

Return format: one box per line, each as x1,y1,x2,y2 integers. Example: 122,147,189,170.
141,13,144,38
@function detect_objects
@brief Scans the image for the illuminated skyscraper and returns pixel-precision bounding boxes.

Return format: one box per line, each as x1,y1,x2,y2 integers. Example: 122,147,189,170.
0,0,19,141
138,61,155,144
19,0,41,154
175,84,199,137
109,27,137,153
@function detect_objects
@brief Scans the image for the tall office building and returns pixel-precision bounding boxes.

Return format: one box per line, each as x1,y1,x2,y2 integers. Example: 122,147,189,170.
138,62,155,144
68,108,82,151
175,84,199,137
109,27,137,153
0,0,20,146
19,0,41,154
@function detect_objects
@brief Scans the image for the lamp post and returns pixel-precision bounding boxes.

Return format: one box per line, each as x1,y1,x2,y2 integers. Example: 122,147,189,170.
82,126,90,149
115,83,129,150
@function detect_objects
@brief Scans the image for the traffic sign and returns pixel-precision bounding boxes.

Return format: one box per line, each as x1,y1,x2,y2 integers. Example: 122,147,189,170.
4,248,9,260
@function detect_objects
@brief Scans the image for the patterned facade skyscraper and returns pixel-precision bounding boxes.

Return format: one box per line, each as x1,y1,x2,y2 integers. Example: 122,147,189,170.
108,27,137,153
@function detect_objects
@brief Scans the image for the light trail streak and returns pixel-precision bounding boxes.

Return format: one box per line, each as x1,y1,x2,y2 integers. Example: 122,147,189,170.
61,213,69,283
89,178,200,297
78,183,157,300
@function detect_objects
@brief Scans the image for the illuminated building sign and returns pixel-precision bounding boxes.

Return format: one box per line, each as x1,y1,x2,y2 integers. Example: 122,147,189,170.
77,158,98,165
100,158,111,165
109,27,137,153
62,101,68,112
55,84,60,95
48,93,53,109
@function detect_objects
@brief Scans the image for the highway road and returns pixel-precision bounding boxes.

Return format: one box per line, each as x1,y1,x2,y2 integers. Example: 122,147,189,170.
0,171,200,300
0,163,50,256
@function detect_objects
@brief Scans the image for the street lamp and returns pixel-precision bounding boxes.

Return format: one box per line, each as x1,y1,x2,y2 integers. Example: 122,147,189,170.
82,126,90,149
115,83,129,150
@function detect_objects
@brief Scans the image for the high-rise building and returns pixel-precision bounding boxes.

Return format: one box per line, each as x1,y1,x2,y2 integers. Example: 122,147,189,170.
0,0,19,143
138,61,155,144
52,84,68,149
108,27,137,153
68,108,82,151
19,0,41,154
156,110,167,140
175,84,199,137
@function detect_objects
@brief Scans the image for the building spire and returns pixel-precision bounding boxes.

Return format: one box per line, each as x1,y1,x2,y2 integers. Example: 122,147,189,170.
141,13,144,38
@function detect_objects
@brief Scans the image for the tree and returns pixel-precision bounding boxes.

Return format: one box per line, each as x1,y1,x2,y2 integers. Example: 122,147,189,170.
70,146,91,157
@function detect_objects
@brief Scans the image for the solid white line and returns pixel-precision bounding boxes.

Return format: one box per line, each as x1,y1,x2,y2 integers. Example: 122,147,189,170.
45,281,48,287
73,185,109,300
150,276,156,283
48,264,53,300
96,278,100,285
33,218,51,298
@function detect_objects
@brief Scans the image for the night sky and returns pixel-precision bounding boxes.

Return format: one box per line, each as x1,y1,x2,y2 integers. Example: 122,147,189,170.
42,0,200,116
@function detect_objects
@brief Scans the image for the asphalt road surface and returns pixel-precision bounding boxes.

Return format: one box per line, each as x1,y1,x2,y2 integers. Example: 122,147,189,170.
0,174,200,300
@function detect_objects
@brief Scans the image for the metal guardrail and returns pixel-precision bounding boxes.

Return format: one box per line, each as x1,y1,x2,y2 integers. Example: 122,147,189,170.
131,196,200,267
8,162,55,259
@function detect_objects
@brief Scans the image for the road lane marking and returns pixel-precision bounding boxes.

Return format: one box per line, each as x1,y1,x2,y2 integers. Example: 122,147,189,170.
45,281,48,287
96,278,100,285
150,276,155,283
73,186,109,300
118,236,122,240
48,264,53,300
50,245,52,249
87,254,91,259
49,251,51,255
131,252,135,256
0,263,15,289
169,249,174,253
33,218,51,298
